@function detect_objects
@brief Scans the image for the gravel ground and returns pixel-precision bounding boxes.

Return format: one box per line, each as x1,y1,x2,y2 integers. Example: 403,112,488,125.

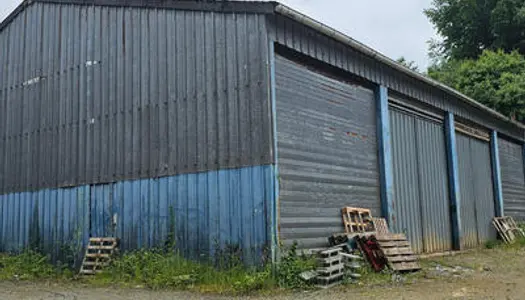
1,247,524,300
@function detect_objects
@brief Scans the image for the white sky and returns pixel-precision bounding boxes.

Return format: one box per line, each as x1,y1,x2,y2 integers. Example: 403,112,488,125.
0,0,438,69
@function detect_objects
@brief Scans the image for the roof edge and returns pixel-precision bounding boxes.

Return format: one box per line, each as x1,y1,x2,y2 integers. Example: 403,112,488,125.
0,0,277,34
274,3,525,132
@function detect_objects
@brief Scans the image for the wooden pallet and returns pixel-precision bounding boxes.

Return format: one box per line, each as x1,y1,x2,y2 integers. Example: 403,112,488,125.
80,237,119,275
341,207,375,233
373,217,390,235
493,217,525,244
375,234,420,272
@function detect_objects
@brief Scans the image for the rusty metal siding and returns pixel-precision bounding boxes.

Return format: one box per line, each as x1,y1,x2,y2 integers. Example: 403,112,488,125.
0,2,272,194
457,133,497,248
390,107,452,253
275,55,380,249
0,165,273,264
499,138,525,221
266,14,524,142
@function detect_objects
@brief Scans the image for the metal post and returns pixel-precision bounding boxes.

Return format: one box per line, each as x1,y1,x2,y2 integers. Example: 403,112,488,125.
445,112,462,250
490,131,504,217
376,85,395,228
268,42,279,264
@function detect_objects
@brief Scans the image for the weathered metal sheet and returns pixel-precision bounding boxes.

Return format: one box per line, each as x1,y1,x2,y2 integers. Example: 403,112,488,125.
456,133,496,248
0,165,273,264
498,138,525,221
0,2,271,194
390,107,451,254
0,186,90,263
266,15,524,142
275,55,380,249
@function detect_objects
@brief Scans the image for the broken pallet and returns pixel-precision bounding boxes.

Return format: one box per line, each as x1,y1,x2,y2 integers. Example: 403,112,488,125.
375,234,420,272
80,237,119,275
341,207,375,234
493,217,525,244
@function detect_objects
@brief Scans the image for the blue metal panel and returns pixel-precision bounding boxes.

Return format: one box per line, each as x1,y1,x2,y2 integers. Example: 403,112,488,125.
445,113,462,250
0,186,89,264
491,131,504,217
0,165,273,265
376,86,395,227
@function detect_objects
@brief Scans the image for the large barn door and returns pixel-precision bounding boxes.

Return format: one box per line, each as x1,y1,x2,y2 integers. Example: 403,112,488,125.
498,138,525,221
390,105,452,253
274,55,380,249
456,126,496,248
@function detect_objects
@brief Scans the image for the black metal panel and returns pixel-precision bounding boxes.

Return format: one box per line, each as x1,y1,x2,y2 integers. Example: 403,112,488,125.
266,15,525,142
0,3,272,194
499,137,525,221
275,55,380,249
390,107,452,254
456,133,497,248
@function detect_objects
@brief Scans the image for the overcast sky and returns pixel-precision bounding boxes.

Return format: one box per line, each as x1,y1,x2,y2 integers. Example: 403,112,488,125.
0,0,437,69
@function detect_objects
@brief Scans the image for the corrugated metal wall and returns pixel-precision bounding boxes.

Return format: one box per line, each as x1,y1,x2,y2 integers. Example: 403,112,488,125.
0,2,272,194
498,138,525,221
275,55,380,249
0,165,274,263
266,15,524,142
390,107,451,253
0,186,90,263
456,133,496,248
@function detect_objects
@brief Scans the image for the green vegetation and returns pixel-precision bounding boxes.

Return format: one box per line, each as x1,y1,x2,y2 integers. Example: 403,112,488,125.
422,1,525,123
0,250,69,281
425,0,525,61
0,243,320,295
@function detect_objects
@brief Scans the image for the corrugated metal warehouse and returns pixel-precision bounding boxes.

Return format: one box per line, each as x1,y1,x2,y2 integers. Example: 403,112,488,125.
1,0,525,263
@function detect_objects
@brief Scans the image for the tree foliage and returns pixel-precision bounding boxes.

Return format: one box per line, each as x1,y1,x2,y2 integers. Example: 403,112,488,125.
428,50,525,121
425,0,525,60
396,57,420,72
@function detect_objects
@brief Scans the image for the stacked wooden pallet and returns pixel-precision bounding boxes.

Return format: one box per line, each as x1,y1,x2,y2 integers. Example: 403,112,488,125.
341,207,375,233
80,237,119,275
493,217,525,244
375,234,420,272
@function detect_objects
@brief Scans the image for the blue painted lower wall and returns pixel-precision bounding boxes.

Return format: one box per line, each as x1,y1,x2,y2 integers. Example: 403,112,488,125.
0,165,274,265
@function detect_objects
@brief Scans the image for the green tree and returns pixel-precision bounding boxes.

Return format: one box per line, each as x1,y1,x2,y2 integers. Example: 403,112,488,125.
428,50,525,121
425,0,525,60
396,57,420,72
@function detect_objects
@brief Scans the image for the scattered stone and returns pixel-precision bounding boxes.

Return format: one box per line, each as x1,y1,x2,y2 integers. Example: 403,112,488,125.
483,266,492,272
299,270,318,282
348,273,362,279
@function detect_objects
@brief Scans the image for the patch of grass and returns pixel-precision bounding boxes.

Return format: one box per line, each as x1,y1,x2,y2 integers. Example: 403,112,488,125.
484,239,503,249
0,250,64,281
89,249,275,295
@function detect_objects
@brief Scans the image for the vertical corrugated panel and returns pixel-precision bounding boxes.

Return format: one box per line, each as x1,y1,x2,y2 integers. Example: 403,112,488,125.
0,186,90,262
471,138,496,242
498,138,525,220
0,165,273,265
457,133,496,248
266,14,524,142
416,117,452,252
0,3,271,194
456,134,478,248
275,55,380,249
390,109,423,253
390,108,451,254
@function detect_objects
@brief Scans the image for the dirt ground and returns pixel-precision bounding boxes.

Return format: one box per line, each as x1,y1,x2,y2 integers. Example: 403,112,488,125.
1,247,524,300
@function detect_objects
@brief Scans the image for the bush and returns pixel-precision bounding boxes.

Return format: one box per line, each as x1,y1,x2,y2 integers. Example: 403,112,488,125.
0,250,57,280
274,242,317,289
